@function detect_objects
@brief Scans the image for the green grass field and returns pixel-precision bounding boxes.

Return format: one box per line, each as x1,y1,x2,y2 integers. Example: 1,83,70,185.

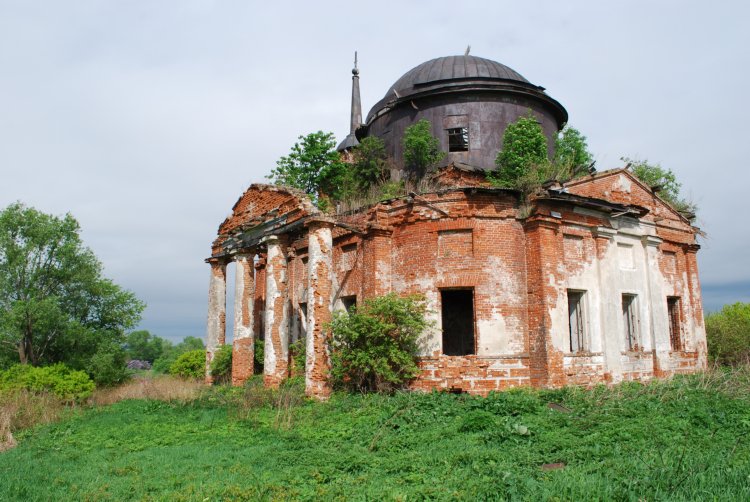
1,372,749,501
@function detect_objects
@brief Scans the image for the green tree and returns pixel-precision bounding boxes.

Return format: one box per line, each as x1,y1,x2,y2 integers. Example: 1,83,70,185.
329,293,429,392
624,157,696,214
554,126,593,174
267,131,348,204
350,136,390,194
491,113,548,188
706,302,750,366
124,330,166,363
0,203,144,370
402,119,445,180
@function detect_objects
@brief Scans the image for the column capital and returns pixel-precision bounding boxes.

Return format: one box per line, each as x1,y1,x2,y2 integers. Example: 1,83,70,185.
207,257,228,267
594,226,618,240
685,243,701,254
305,216,336,229
365,223,393,237
261,234,280,245
641,234,663,247
522,215,562,231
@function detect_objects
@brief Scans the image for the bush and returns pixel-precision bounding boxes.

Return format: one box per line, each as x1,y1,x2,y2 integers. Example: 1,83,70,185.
87,340,130,387
0,364,95,401
209,345,233,384
706,302,750,366
329,294,429,392
152,336,205,374
169,350,206,380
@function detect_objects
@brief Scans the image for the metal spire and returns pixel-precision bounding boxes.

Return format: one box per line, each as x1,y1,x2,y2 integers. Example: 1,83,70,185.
350,51,362,135
337,51,362,152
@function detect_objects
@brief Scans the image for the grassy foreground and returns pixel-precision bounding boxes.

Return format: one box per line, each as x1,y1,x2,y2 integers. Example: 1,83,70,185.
1,371,749,501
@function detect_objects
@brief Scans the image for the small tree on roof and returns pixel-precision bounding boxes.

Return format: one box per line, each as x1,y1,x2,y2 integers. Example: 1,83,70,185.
267,131,348,205
624,157,697,215
554,125,593,175
402,119,445,180
491,113,548,188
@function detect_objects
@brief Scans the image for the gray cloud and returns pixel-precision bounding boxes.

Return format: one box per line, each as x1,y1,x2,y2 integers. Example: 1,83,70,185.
1,1,747,342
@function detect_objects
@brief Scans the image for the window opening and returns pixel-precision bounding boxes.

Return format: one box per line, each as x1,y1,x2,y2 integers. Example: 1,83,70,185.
341,296,357,313
622,294,639,350
667,297,681,350
441,289,475,356
447,127,469,152
567,290,586,352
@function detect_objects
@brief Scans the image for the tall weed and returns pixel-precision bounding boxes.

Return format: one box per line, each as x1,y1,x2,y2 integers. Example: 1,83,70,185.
89,375,204,406
0,389,67,451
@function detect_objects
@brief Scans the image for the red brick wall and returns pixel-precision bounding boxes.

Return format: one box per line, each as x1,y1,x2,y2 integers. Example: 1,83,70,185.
217,183,705,393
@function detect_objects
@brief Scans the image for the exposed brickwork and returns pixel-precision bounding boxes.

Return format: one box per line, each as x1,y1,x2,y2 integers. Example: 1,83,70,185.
305,220,334,399
430,164,492,188
231,255,254,386
232,338,254,385
412,356,530,395
212,184,318,255
263,236,290,388
208,170,707,392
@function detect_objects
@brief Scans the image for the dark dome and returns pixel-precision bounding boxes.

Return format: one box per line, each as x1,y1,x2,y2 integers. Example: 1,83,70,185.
365,54,560,124
391,55,530,95
359,53,568,174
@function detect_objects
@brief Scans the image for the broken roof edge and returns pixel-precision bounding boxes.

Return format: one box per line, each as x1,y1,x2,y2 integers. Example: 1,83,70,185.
563,167,694,224
228,182,320,216
533,191,649,218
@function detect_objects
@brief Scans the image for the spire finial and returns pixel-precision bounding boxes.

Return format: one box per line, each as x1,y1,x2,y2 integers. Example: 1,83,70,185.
352,51,359,76
465,45,471,56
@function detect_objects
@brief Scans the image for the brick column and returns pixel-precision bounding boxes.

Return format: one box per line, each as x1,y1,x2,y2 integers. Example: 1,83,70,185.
205,259,227,384
232,253,255,386
362,225,392,298
263,235,290,387
524,216,563,388
305,218,334,399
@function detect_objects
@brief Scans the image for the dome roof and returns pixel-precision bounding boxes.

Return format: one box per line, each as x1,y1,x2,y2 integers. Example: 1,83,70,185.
390,55,530,95
364,54,563,124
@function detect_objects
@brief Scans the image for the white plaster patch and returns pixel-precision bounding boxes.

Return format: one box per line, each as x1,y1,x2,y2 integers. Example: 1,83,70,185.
616,174,632,192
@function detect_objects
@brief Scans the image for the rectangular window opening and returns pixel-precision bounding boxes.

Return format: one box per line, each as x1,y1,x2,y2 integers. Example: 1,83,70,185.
441,289,475,356
622,294,640,350
567,290,586,352
667,297,681,350
447,127,469,152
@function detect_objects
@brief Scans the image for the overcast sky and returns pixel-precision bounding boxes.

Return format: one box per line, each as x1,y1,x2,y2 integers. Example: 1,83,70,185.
2,1,748,343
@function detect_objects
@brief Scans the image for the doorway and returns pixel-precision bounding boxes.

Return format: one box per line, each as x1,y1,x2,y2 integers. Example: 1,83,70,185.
441,289,475,356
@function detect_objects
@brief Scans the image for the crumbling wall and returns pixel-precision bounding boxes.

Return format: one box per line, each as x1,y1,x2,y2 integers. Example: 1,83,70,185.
212,180,705,396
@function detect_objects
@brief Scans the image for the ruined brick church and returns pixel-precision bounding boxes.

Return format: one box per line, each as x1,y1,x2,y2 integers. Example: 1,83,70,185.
206,54,707,398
